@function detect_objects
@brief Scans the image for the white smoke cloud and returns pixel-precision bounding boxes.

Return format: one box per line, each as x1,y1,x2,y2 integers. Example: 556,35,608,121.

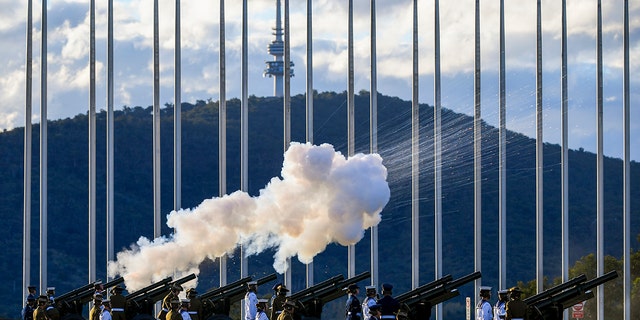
107,142,390,290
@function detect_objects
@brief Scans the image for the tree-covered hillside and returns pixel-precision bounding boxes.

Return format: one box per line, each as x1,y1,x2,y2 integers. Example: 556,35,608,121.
1,91,638,318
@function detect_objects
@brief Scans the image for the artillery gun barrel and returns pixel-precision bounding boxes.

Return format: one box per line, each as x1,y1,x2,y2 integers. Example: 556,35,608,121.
396,275,453,303
298,271,371,305
125,276,173,301
523,274,588,305
55,281,97,302
400,271,481,307
199,276,252,300
533,270,618,311
287,274,345,301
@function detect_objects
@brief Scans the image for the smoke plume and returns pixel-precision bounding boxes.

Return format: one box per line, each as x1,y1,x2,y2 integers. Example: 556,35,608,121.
107,142,390,290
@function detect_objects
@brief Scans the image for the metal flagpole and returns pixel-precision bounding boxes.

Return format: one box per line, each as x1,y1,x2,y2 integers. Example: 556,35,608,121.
535,0,544,294
434,0,443,318
622,2,631,319
347,0,355,279
174,0,182,214
153,0,161,239
283,0,292,289
106,0,115,282
370,0,379,289
305,0,314,288
40,0,48,294
474,0,483,298
219,0,228,287
596,1,604,319
561,0,569,291
89,0,96,284
411,0,420,290
23,0,33,299
241,0,249,281
498,0,507,295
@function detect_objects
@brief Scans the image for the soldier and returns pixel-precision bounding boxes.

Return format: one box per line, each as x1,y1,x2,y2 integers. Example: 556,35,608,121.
159,284,184,320
45,287,60,320
166,299,183,320
270,284,288,320
109,285,126,320
377,284,400,320
179,299,192,320
26,285,37,301
100,299,112,320
368,304,382,320
505,287,527,320
494,289,509,320
89,293,103,320
245,281,258,320
22,295,36,320
256,299,269,320
32,296,49,320
362,285,378,320
476,286,492,320
186,288,202,320
345,284,362,320
94,280,105,296
277,300,296,320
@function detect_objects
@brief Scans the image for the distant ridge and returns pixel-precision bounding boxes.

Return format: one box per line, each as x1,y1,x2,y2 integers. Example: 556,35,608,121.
1,91,638,318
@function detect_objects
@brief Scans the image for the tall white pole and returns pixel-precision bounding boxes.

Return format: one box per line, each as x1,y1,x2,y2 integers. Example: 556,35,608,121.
560,0,569,291
434,1,443,319
622,2,631,319
283,0,292,289
474,0,483,299
596,1,604,319
305,0,314,287
89,0,96,284
153,0,161,239
370,0,379,289
106,0,115,282
39,0,48,294
241,0,249,280
535,0,544,294
347,0,355,279
498,0,507,294
174,0,182,213
411,0,420,290
219,0,228,287
23,0,33,299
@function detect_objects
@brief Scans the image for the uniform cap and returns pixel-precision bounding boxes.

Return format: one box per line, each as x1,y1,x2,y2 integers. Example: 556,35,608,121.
46,287,55,292
346,284,359,292
276,284,289,292
256,299,269,306
508,287,522,293
381,283,393,291
38,295,48,304
368,304,381,314
365,285,377,291
181,299,191,305
28,286,37,290
102,299,111,305
111,285,124,293
170,299,181,305
272,283,282,291
172,284,184,291
186,288,198,296
498,289,509,294
93,293,103,300
95,280,103,285
479,286,492,292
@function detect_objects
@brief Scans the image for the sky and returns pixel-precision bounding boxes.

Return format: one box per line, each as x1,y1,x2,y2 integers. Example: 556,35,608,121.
0,0,638,160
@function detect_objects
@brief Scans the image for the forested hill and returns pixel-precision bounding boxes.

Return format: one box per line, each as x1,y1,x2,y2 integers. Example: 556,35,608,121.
1,91,638,318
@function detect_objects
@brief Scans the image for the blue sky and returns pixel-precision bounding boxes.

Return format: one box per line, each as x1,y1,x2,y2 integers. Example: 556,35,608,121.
0,0,638,160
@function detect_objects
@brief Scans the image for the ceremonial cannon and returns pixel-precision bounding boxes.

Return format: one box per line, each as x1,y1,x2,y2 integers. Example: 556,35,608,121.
125,273,197,320
200,273,277,320
288,271,371,320
395,271,482,320
526,270,618,320
55,277,125,320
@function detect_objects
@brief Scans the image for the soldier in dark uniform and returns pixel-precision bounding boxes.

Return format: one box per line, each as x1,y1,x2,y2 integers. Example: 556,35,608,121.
22,295,36,320
26,286,37,301
89,293,103,320
505,287,527,320
368,304,382,320
186,288,202,320
270,284,289,320
109,285,126,320
45,287,60,320
158,284,183,320
345,284,362,320
32,296,49,320
377,284,400,320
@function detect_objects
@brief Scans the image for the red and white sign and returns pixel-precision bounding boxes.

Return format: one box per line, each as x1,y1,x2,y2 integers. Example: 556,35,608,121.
572,301,585,319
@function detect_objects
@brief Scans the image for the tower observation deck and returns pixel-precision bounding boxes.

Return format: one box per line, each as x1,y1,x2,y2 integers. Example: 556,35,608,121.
264,0,294,97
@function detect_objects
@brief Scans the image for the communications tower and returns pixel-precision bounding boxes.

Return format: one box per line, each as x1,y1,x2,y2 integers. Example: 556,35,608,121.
264,0,293,97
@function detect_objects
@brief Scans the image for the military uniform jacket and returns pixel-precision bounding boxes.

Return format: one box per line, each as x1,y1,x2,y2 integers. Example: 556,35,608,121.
256,310,269,320
494,300,506,320
187,297,203,320
505,299,528,320
345,294,362,320
166,309,183,320
362,296,377,320
158,293,178,320
270,295,286,320
110,294,126,320
89,305,102,320
100,309,112,320
377,296,400,319
477,300,492,320
245,291,258,320
276,310,294,320
32,307,47,320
